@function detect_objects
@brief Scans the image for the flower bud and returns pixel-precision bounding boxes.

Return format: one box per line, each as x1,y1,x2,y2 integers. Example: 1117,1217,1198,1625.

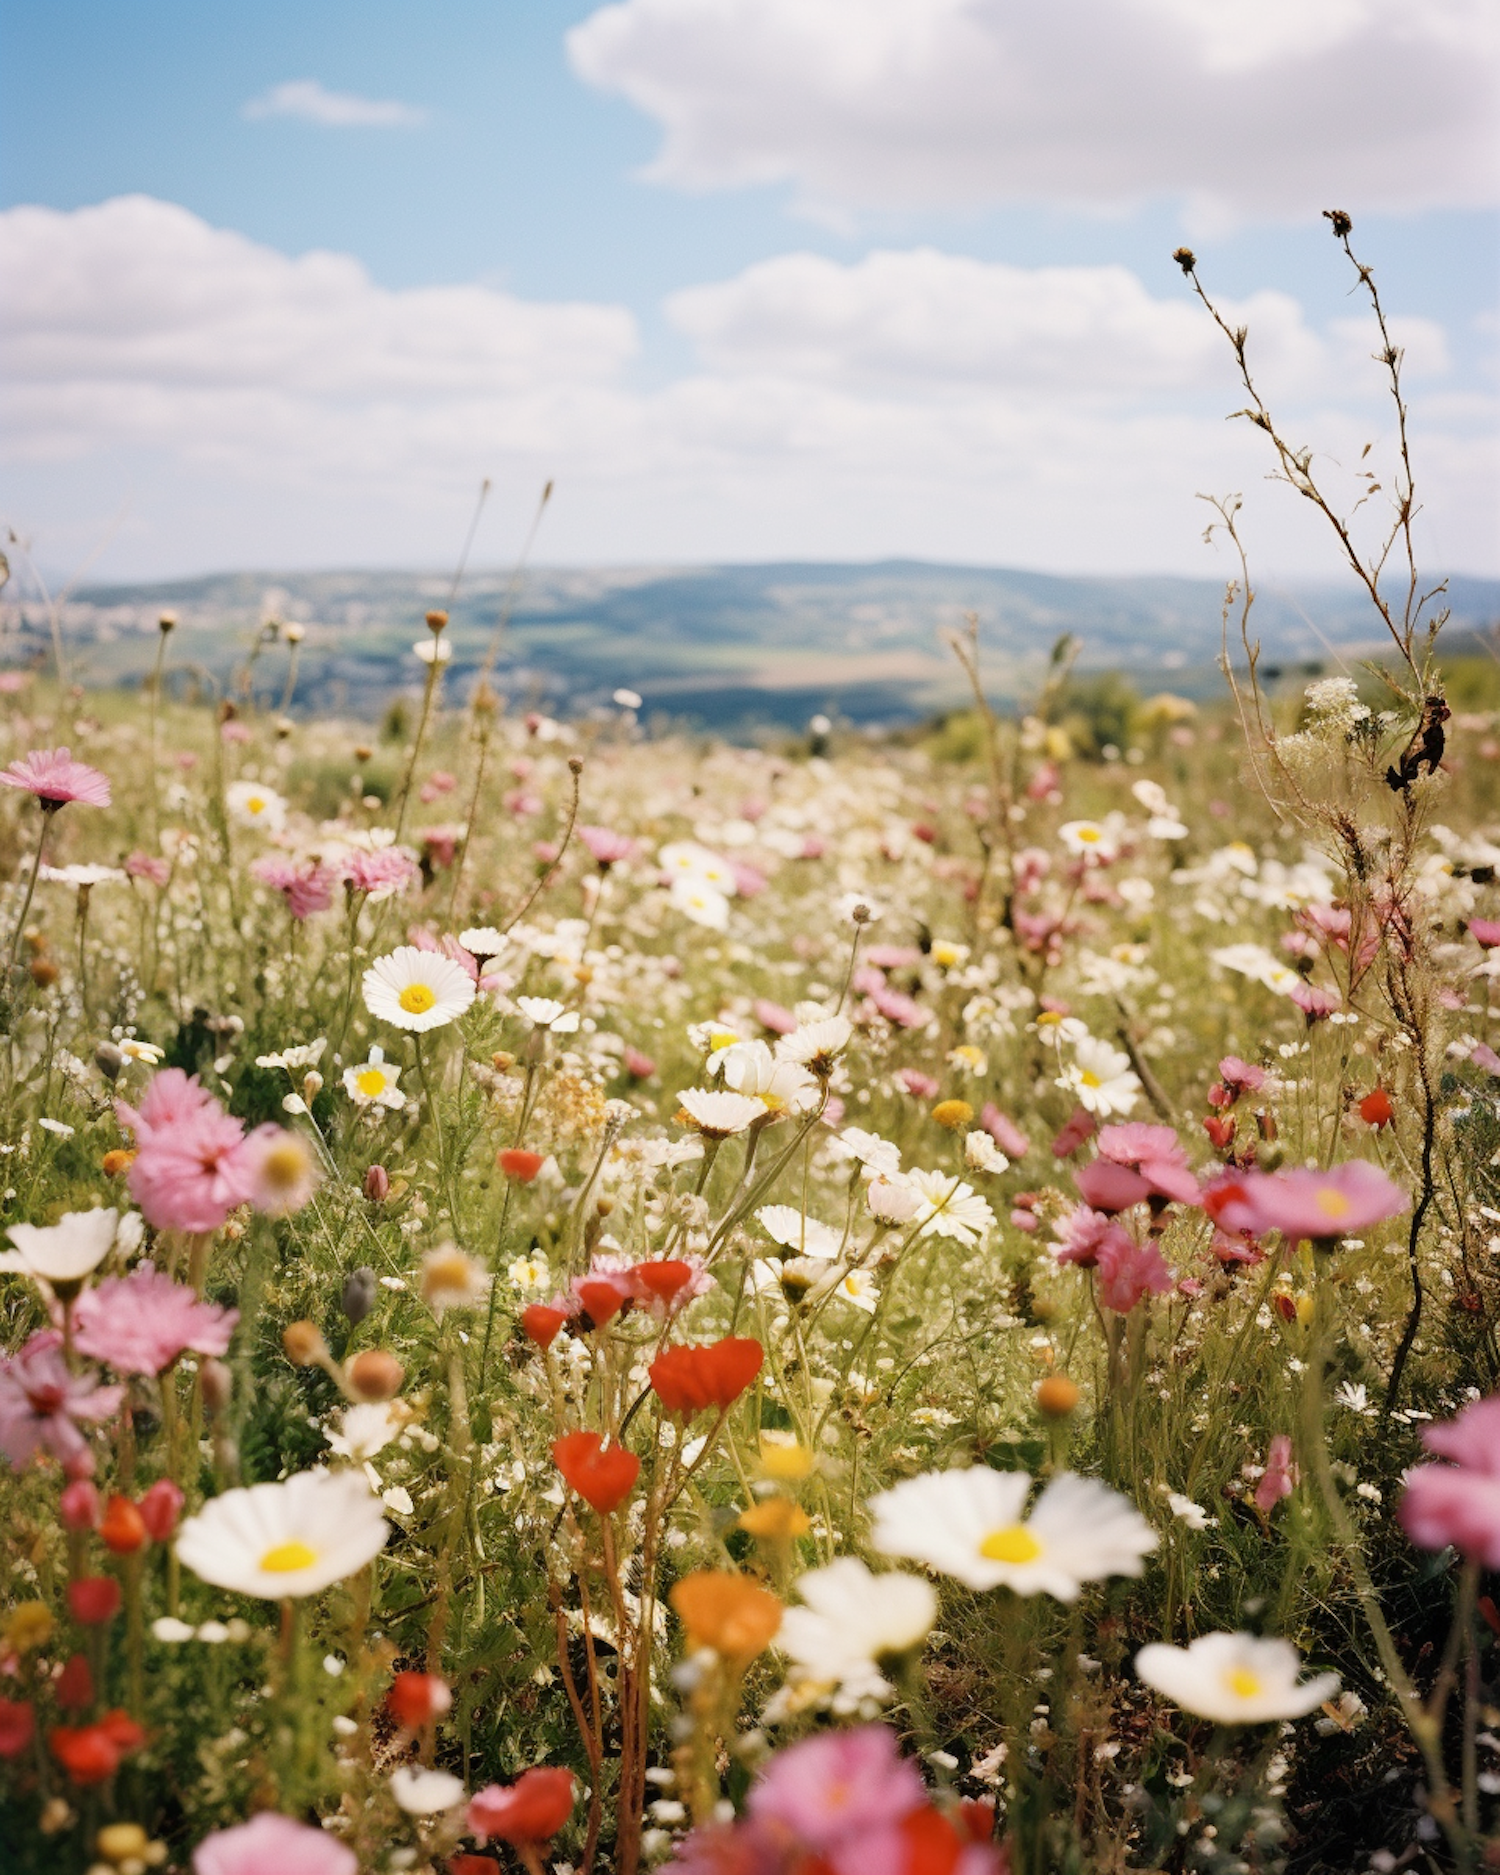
101,1149,134,1178
302,1071,323,1102
98,1823,150,1863
497,1148,545,1184
386,1670,452,1730
346,1349,404,1402
94,1042,125,1082
30,957,59,988
99,1496,148,1555
67,1578,121,1626
341,1267,378,1325
1036,1375,1081,1418
363,1164,390,1202
425,609,448,634
60,1480,101,1531
199,1358,234,1413
282,1320,329,1367
136,1479,184,1543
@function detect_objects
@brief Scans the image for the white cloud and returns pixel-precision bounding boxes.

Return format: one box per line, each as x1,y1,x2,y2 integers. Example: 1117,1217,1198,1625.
242,79,427,129
567,0,1500,221
0,197,1492,579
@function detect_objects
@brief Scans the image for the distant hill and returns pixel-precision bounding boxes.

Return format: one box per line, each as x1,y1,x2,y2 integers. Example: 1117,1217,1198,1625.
16,561,1500,730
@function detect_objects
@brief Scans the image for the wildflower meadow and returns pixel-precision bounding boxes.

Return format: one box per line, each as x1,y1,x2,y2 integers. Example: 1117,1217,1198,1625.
2,226,1498,1875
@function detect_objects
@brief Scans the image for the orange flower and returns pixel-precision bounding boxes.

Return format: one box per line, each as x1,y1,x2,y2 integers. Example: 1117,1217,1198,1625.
649,1338,764,1416
552,1431,640,1515
670,1570,782,1664
737,1498,811,1541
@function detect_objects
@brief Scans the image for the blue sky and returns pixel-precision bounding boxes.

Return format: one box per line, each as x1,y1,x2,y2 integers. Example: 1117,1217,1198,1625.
2,0,1496,579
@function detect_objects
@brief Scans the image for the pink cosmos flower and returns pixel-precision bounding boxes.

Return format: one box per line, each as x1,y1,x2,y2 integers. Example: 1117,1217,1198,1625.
250,857,334,920
117,1072,256,1234
73,1264,238,1376
219,720,252,745
341,848,421,897
193,1813,356,1875
1206,1161,1407,1244
1399,1395,1500,1565
419,770,456,804
0,747,111,808
748,1726,923,1871
125,852,171,887
980,1104,1030,1159
579,825,638,866
1094,1235,1174,1313
1050,1106,1096,1160
1052,1206,1120,1270
753,999,798,1036
870,986,928,1029
1290,982,1340,1021
422,825,462,869
1254,1433,1298,1514
1215,1057,1266,1100
0,1332,123,1473
1093,1123,1201,1207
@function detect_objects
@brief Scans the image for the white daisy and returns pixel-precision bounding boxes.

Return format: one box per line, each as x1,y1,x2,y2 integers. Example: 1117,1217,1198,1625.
363,946,476,1032
391,1766,466,1814
343,1044,405,1110
828,1128,903,1181
1058,820,1115,860
256,1040,327,1072
39,863,127,887
677,1088,769,1139
777,1016,853,1073
1135,1632,1340,1725
870,1466,1156,1600
420,1244,491,1318
1057,1038,1141,1118
460,926,508,958
719,1041,818,1115
965,1131,1010,1175
866,1178,921,1225
324,1402,404,1465
118,1039,166,1066
905,1169,996,1246
0,1208,118,1290
669,876,731,930
516,995,581,1034
659,841,737,895
831,1267,879,1313
756,1205,842,1259
225,780,287,833
175,1470,388,1600
779,1558,937,1702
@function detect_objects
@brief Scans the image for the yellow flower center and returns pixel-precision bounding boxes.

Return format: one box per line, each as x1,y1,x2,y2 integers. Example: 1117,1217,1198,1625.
246,796,265,815
1077,826,1101,843
1079,1070,1101,1088
398,983,437,1015
261,1142,309,1192
979,1524,1043,1564
357,1068,388,1097
1314,1188,1350,1219
260,1540,318,1573
1226,1667,1262,1700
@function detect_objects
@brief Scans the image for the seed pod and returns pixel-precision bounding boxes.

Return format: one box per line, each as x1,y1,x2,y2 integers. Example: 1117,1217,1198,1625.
346,1349,404,1402
363,1164,390,1203
282,1320,328,1367
94,1042,125,1082
341,1267,378,1326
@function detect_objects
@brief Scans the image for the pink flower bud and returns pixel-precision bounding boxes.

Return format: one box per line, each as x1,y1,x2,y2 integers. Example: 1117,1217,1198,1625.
364,1163,390,1202
60,1480,100,1531
136,1478,185,1542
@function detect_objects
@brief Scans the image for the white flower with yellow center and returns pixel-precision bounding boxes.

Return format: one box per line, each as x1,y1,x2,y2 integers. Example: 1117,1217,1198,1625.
677,1088,765,1138
720,1041,818,1115
516,995,581,1034
363,946,476,1032
828,1127,903,1181
507,1251,552,1291
1134,1632,1340,1725
226,780,287,832
779,1558,937,1703
324,1402,404,1465
905,1169,996,1246
419,1244,491,1318
777,1016,853,1074
174,1469,388,1600
669,876,731,931
870,1466,1156,1600
343,1044,405,1110
756,1205,841,1259
964,1131,1010,1176
1057,1037,1141,1118
1058,819,1114,859
0,1208,119,1292
831,1266,879,1313
659,841,737,895
930,940,969,969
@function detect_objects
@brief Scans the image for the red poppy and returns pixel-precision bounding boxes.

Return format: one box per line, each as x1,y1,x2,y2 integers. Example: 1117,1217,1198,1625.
450,1859,501,1875
521,1304,569,1350
68,1576,121,1625
100,1495,148,1555
551,1431,640,1514
1359,1086,1394,1129
1203,1114,1236,1150
0,1697,34,1759
575,1278,630,1326
468,1766,576,1845
387,1671,453,1730
633,1260,696,1306
899,1808,966,1875
649,1338,763,1416
50,1710,143,1786
498,1148,546,1183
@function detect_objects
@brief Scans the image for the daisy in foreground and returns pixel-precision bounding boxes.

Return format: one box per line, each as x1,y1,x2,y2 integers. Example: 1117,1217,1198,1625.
870,1466,1155,1599
175,1469,388,1599
1134,1632,1340,1724
363,945,476,1032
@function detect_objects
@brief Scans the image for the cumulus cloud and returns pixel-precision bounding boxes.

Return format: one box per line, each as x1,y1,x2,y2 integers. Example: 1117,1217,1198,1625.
567,0,1500,221
242,79,427,129
0,197,1491,578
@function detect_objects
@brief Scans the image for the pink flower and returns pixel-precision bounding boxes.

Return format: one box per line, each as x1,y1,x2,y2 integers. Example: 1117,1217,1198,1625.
1290,982,1340,1021
748,1726,923,1869
117,1073,255,1234
623,1047,656,1080
864,946,921,969
1075,1159,1152,1213
193,1813,356,1875
419,770,456,804
0,1332,123,1473
896,1068,940,1100
251,857,333,920
422,825,462,869
1216,1057,1266,1099
219,720,252,745
1050,1106,1096,1160
1094,1235,1173,1313
1094,1123,1201,1206
0,671,29,693
1052,1206,1120,1270
1207,1161,1408,1244
73,1264,238,1376
579,825,638,866
870,986,927,1029
730,862,768,898
753,999,797,1035
1254,1433,1298,1514
340,848,420,898
125,852,171,887
1399,1396,1500,1565
980,1104,1030,1158
1468,919,1500,949
408,926,480,982
0,747,111,808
